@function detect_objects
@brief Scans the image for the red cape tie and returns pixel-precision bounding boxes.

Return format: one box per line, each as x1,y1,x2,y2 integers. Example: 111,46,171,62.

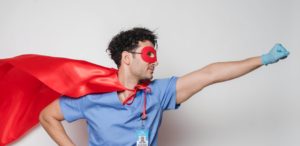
122,84,151,120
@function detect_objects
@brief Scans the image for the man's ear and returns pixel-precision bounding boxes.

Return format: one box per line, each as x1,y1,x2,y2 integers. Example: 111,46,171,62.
121,51,131,65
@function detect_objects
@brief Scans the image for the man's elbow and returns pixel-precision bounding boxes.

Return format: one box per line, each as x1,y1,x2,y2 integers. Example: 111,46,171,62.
39,109,50,126
39,108,61,127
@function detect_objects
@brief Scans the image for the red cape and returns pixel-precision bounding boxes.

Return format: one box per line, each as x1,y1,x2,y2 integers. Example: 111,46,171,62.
0,54,128,145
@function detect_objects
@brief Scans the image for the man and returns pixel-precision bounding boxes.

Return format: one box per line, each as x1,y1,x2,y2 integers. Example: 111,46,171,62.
39,27,290,146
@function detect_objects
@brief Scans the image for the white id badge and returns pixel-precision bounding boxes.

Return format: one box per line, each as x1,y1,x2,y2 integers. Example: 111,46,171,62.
136,128,149,146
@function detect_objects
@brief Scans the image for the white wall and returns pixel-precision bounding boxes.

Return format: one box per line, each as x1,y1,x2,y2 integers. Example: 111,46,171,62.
1,0,299,146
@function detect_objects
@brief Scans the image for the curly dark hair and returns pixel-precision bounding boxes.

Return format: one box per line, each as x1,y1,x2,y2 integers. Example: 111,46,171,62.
106,27,157,67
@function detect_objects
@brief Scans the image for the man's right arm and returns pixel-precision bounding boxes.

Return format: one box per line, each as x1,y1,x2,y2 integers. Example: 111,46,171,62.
175,44,290,104
39,99,76,146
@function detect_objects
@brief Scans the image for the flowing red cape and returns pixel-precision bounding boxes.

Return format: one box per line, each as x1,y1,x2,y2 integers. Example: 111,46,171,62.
0,54,129,146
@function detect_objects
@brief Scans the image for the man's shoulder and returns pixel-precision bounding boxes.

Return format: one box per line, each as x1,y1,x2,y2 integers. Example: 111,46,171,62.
60,92,115,100
149,76,178,87
60,92,118,107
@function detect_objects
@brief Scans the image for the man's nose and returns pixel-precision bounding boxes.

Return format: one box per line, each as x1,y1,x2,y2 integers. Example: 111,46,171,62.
153,61,159,66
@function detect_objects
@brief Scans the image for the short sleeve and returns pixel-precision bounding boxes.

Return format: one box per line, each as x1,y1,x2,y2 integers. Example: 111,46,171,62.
152,76,180,110
59,95,86,122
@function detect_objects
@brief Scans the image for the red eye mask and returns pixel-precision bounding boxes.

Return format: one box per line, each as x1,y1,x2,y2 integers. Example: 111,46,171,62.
141,46,157,63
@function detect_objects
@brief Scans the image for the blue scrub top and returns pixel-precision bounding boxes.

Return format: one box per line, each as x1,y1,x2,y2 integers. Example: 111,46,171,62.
60,76,180,146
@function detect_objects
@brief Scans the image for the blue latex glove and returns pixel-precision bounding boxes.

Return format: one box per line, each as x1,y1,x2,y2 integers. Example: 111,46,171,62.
261,43,290,65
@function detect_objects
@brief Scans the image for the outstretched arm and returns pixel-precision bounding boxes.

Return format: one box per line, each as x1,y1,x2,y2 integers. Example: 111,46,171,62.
176,44,290,104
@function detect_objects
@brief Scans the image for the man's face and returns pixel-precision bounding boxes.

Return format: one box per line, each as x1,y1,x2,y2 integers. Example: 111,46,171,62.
129,40,158,80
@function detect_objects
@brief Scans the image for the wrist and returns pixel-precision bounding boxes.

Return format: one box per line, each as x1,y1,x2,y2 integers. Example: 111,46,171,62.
261,54,272,65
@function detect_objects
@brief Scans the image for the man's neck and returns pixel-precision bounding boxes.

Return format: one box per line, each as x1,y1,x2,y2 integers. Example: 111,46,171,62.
117,68,139,90
117,68,140,103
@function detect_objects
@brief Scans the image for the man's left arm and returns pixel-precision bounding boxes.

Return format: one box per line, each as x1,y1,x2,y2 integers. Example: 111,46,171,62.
176,44,290,104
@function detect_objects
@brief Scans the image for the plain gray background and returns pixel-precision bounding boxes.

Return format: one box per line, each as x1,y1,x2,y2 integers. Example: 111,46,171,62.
0,0,299,146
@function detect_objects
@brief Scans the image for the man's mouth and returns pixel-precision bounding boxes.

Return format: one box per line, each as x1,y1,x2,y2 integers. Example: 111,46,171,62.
148,67,155,73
